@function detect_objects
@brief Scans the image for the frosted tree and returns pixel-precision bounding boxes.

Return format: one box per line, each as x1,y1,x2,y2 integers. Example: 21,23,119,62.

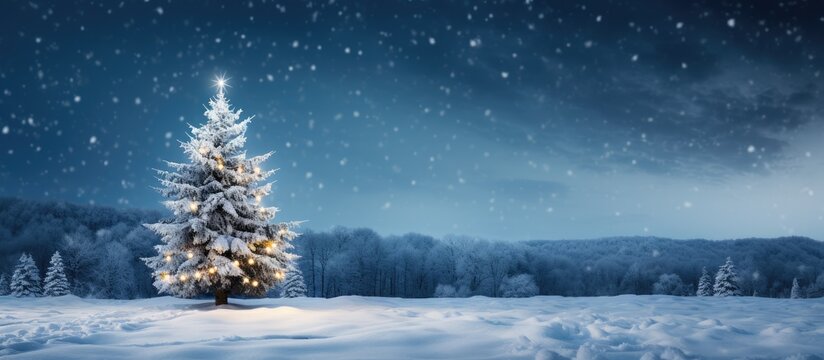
652,273,688,296
0,273,10,295
279,266,307,298
713,257,741,297
790,278,801,299
43,251,71,296
143,77,298,305
696,267,713,296
434,284,458,298
500,274,539,298
11,253,42,297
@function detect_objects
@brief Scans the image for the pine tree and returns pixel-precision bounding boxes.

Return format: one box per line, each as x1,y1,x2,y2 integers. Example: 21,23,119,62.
43,251,71,296
0,273,10,295
790,278,801,299
11,253,42,297
696,267,713,296
280,266,307,298
713,257,741,297
143,78,298,305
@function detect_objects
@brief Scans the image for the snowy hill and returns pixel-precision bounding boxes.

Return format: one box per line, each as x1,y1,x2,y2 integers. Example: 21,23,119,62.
1,295,822,359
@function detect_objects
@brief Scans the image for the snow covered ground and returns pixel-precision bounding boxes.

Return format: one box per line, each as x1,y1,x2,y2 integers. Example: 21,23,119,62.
1,295,822,359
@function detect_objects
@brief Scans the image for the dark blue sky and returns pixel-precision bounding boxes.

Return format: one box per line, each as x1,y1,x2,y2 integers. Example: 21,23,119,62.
1,0,823,240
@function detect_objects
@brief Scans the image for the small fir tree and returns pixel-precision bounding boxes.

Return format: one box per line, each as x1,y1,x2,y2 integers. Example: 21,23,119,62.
11,253,42,297
713,257,741,297
43,251,71,296
696,267,713,296
0,273,10,295
143,78,298,305
280,266,307,298
790,278,801,299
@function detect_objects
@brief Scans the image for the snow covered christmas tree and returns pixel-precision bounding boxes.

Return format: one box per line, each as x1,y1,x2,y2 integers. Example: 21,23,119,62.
43,251,71,296
143,77,298,305
696,267,713,296
790,278,801,299
713,257,741,297
11,253,42,297
279,266,307,298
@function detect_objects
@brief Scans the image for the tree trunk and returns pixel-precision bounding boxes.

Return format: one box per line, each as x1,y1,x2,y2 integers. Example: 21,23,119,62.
215,288,229,305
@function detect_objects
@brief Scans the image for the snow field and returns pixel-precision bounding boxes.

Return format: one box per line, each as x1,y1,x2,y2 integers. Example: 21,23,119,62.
1,295,822,359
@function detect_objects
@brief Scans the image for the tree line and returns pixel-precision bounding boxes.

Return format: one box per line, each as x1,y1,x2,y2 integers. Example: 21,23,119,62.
1,198,823,299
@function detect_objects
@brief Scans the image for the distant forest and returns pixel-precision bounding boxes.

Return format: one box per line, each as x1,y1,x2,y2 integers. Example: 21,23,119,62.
1,197,823,299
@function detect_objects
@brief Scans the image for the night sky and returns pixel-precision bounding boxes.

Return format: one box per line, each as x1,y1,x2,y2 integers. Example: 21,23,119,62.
1,1,823,241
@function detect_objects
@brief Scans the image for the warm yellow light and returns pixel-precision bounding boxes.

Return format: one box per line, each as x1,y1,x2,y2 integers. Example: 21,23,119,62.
243,277,250,284
194,271,202,279
247,258,255,265
164,255,172,262
187,251,194,259
255,195,262,203
237,165,244,174
179,274,188,281
254,166,261,174
251,280,259,287
161,273,169,281
208,267,217,274
265,245,273,254
275,271,284,280
233,260,240,267
189,202,198,212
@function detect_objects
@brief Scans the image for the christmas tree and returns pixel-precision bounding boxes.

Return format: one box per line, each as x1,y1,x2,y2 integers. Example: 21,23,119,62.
696,267,713,296
279,266,307,298
0,273,10,295
790,278,801,299
713,257,741,297
11,253,42,297
43,251,71,296
143,77,298,305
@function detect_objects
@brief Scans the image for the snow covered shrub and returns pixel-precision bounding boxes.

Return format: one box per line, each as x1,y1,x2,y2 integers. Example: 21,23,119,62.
500,274,539,298
713,257,741,297
11,253,42,297
652,273,688,296
43,251,71,296
434,284,458,298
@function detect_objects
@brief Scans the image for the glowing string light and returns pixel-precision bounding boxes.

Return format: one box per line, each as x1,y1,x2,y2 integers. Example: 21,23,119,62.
189,201,199,213
247,258,255,265
187,251,194,259
251,280,259,287
233,260,240,267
